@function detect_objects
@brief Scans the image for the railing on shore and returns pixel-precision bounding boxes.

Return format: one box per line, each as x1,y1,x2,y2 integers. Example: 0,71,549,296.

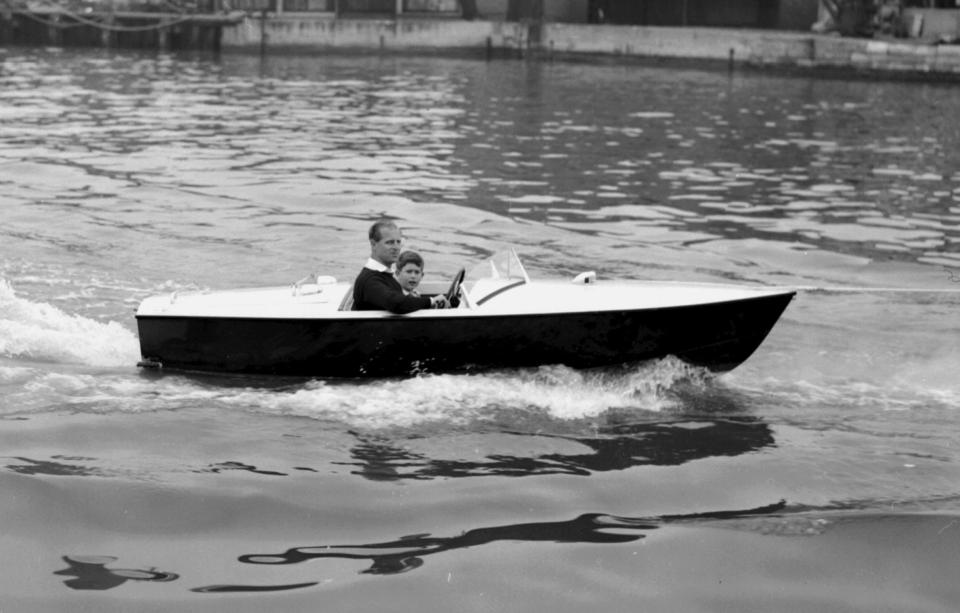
0,0,245,50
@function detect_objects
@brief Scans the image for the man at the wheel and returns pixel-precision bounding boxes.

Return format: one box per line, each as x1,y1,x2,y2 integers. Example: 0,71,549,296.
352,219,450,313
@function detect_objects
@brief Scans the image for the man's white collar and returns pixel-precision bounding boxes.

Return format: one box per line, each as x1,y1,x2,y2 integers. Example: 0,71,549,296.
364,258,395,273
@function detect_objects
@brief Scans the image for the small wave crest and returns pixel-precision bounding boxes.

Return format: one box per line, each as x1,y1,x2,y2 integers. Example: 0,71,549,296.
733,373,960,413
0,279,140,368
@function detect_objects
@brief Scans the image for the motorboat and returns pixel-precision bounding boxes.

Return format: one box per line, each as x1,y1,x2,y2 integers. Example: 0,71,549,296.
135,251,794,377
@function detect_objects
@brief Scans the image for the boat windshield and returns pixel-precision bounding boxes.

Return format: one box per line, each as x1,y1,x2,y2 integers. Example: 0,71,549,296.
463,250,529,306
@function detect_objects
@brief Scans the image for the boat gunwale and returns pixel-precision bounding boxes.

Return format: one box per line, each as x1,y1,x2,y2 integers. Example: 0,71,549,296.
135,290,797,322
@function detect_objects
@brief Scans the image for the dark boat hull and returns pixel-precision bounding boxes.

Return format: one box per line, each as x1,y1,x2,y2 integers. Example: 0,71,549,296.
135,292,794,377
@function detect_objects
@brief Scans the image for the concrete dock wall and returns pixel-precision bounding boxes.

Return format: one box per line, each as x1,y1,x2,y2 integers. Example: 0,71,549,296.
3,8,959,78
543,24,960,74
541,24,815,64
222,16,528,53
220,16,960,76
813,35,960,74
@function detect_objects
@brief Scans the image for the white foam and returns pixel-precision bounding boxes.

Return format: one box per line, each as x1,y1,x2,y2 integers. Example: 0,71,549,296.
1,360,706,425
629,112,675,119
0,280,140,368
214,358,709,429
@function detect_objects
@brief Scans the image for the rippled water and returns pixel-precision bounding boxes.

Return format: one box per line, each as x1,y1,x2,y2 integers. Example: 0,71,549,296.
1,47,959,611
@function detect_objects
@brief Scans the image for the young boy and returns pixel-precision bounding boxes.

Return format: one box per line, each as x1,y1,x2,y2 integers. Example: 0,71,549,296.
395,250,425,297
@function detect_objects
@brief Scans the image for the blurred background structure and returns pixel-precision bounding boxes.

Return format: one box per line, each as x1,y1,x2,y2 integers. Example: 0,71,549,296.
1,1,959,73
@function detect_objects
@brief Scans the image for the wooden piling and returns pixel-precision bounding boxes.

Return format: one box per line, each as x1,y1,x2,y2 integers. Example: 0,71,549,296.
47,13,61,46
259,9,267,55
0,10,12,44
100,17,115,47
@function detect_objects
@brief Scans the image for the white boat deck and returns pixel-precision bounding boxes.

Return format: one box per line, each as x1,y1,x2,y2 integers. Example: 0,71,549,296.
136,277,794,320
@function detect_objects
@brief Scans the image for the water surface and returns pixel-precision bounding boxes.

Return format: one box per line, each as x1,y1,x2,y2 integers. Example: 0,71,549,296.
1,48,959,611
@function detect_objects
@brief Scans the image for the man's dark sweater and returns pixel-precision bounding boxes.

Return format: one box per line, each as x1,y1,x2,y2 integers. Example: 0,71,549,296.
353,267,431,313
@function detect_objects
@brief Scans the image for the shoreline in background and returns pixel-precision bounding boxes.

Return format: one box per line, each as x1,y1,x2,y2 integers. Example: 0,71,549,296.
223,18,960,79
4,12,960,80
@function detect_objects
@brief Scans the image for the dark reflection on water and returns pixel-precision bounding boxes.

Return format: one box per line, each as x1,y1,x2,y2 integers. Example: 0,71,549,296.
232,501,786,578
344,416,773,481
53,502,785,593
538,417,774,470
191,581,320,594
194,460,289,476
343,380,772,480
6,456,104,477
54,555,178,591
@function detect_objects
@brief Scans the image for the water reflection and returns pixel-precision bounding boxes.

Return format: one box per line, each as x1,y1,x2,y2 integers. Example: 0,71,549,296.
233,501,786,577
54,555,178,591
192,581,320,593
53,502,785,593
5,456,104,477
343,416,774,481
195,460,288,476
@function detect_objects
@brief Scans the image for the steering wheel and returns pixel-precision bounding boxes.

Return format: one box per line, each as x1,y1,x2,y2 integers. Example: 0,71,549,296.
445,268,465,308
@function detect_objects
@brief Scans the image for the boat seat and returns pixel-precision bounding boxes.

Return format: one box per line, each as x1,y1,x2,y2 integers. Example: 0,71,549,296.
338,284,355,311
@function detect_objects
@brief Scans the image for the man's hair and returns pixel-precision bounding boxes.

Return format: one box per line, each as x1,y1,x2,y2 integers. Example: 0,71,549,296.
397,250,424,271
369,219,398,242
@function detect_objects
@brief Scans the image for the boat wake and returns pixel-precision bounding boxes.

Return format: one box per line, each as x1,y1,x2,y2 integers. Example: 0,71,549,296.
0,358,716,428
191,357,716,429
0,279,140,369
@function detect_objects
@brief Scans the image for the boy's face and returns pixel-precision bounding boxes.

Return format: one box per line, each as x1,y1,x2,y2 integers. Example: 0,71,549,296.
397,263,423,292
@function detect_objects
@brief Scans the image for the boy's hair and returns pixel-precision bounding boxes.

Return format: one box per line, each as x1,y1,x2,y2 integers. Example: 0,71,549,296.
397,250,424,271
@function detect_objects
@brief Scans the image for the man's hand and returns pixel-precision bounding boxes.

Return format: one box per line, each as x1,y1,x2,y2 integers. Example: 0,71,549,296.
430,295,450,309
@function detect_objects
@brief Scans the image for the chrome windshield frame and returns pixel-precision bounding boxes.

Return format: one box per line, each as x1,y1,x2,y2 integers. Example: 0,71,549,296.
462,250,529,307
